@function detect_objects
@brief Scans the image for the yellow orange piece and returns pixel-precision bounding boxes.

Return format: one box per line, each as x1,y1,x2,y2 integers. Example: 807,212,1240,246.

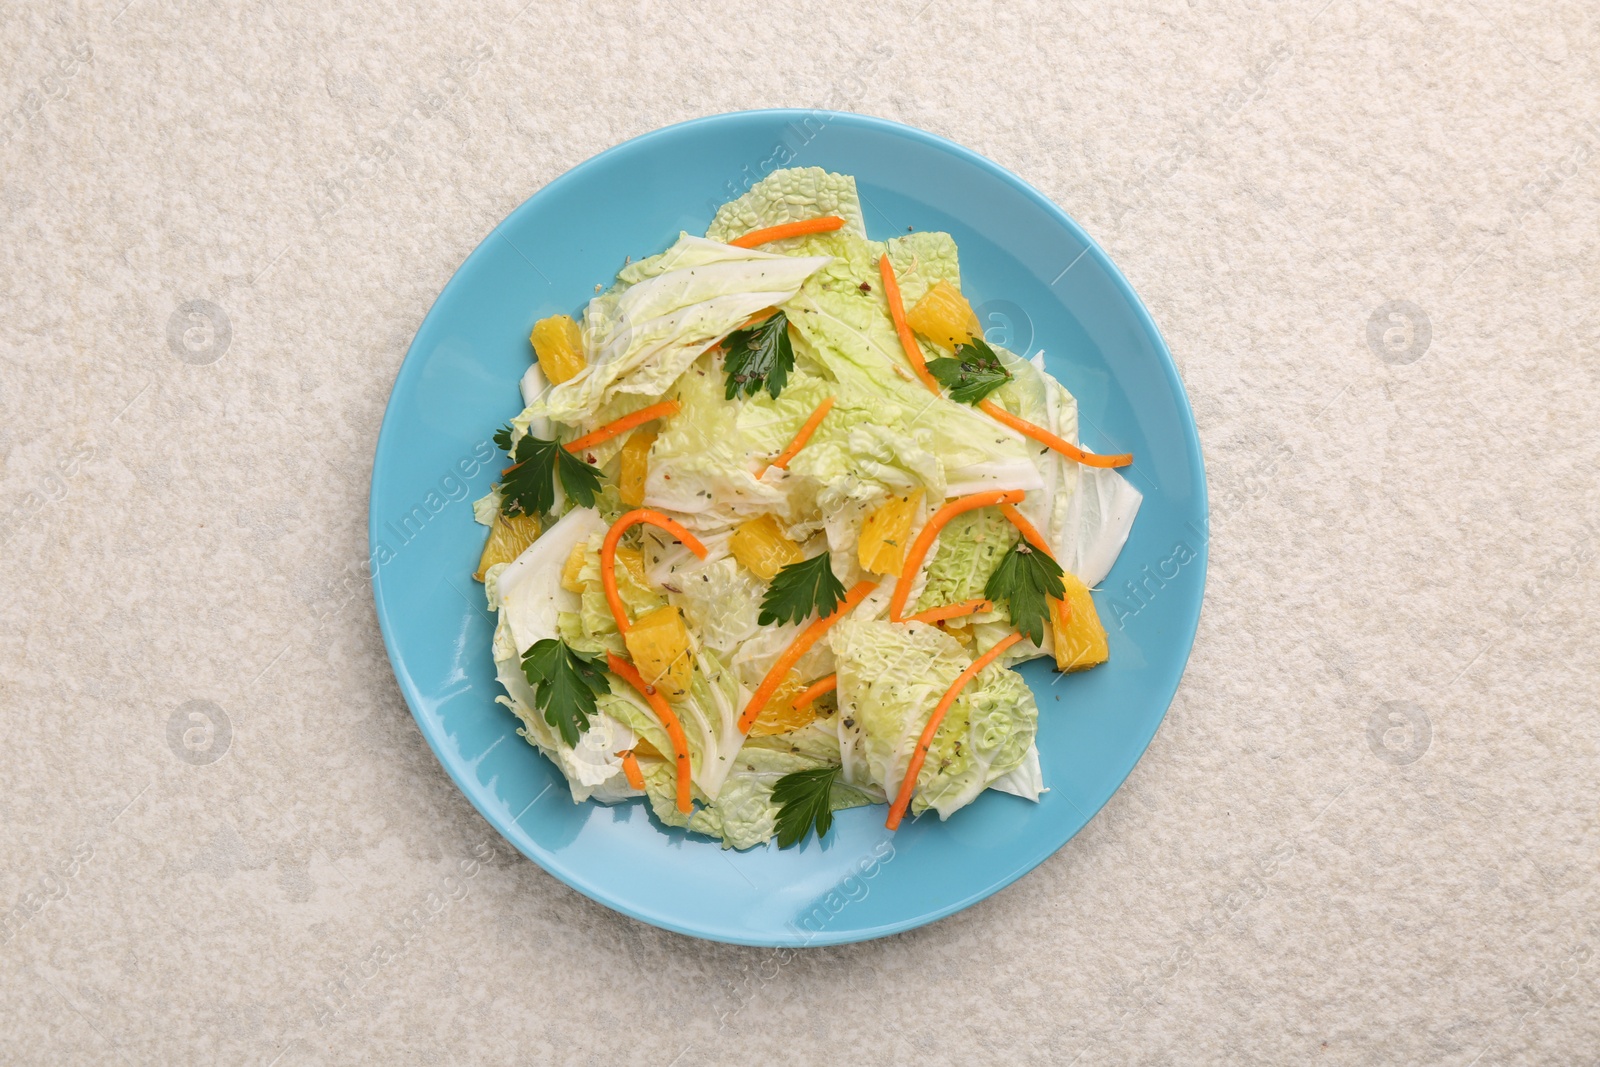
748,671,816,736
561,542,590,594
563,541,646,595
622,605,693,699
1052,570,1108,672
529,314,585,384
905,280,981,351
474,513,540,581
730,514,804,581
613,545,649,590
858,490,923,575
617,427,657,508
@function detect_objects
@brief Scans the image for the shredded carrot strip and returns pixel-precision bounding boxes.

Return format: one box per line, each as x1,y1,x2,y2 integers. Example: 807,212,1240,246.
886,632,1024,830
791,674,838,711
879,254,944,395
564,400,680,455
618,749,646,791
703,309,778,360
880,253,1132,469
999,503,1052,557
738,581,878,734
979,399,1131,468
601,510,708,635
728,215,846,248
607,653,693,813
905,598,994,625
760,397,834,476
888,489,1026,622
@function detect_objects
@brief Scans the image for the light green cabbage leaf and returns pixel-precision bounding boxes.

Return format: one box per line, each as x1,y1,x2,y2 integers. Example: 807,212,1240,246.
829,616,1037,819
785,241,1036,479
989,742,1044,802
532,235,830,425
706,166,866,243
473,489,502,526
656,551,765,656
830,617,968,795
911,505,1019,614
909,660,1037,818
639,743,870,850
640,352,784,523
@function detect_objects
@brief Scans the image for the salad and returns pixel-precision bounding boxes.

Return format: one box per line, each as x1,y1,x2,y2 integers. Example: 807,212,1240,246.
472,168,1142,850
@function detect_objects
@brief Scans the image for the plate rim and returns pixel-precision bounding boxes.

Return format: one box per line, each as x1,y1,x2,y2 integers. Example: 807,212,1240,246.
370,108,1208,946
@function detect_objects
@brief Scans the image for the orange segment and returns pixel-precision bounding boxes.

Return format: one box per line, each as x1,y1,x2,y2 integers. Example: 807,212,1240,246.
617,427,657,508
858,491,923,575
621,605,693,699
530,314,585,384
906,280,980,350
475,513,540,581
1051,570,1108,672
560,541,590,593
730,514,804,580
747,671,815,736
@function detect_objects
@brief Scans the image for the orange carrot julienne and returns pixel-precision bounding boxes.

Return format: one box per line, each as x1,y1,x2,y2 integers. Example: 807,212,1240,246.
761,397,834,476
999,503,1053,557
905,598,994,625
791,674,838,711
886,631,1024,831
738,580,878,734
728,215,846,248
879,254,944,395
607,652,693,814
879,253,1132,468
564,400,680,455
737,308,778,331
618,749,646,791
703,309,778,360
978,399,1132,468
888,489,1026,622
601,509,707,635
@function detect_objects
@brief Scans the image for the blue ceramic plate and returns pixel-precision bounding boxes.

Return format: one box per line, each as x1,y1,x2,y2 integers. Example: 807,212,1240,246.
370,110,1206,947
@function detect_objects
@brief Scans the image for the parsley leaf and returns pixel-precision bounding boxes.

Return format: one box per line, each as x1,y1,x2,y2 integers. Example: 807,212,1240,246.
520,639,610,747
723,311,794,400
497,431,602,516
493,423,515,452
926,335,1013,405
556,445,603,507
758,552,846,626
771,765,840,848
983,540,1065,647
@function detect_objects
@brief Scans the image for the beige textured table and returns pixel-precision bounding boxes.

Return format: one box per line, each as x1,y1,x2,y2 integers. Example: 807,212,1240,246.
3,0,1597,1063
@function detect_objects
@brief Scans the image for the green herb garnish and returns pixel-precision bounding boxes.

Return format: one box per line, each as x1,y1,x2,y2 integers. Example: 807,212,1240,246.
983,540,1065,646
723,311,794,400
771,765,840,848
926,336,1012,405
758,552,847,626
496,426,603,515
519,639,609,747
